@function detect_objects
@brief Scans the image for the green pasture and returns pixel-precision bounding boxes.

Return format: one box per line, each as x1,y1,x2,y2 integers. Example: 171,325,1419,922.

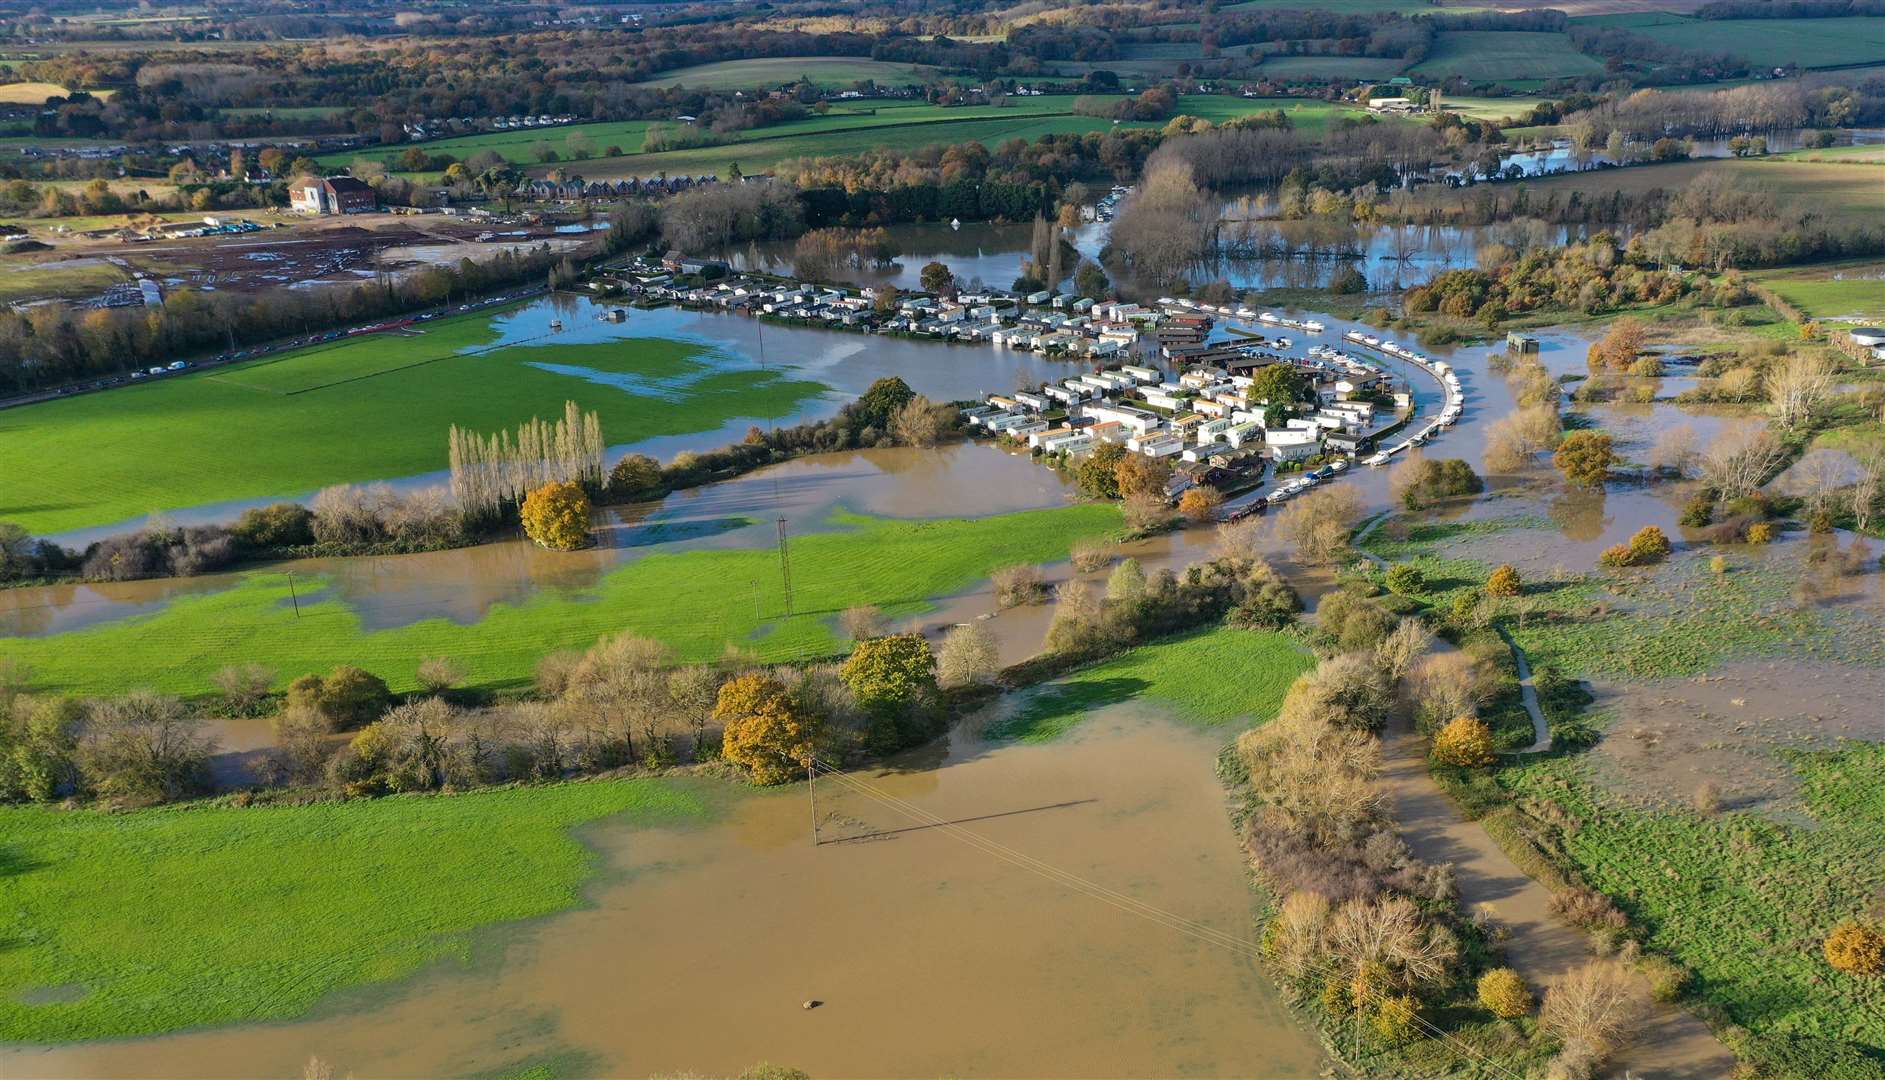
336,98,1110,173
1751,261,1885,322
1257,55,1412,80
1497,744,1885,1060
0,505,1126,696
630,56,943,90
987,626,1313,742
0,776,710,1042
572,95,1368,179
1414,158,1885,221
0,307,827,535
1412,32,1607,82
1631,15,1885,70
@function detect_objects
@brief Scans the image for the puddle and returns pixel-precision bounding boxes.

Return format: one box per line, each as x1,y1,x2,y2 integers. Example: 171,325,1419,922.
2,713,1325,1078
1589,659,1885,816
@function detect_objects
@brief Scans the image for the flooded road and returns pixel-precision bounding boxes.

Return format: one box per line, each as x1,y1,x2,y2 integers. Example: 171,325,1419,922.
5,712,1325,1079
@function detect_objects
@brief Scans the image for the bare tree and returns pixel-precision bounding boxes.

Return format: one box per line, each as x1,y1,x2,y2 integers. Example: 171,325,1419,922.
1647,422,1697,476
211,663,276,716
415,656,464,696
1275,486,1362,565
1328,894,1460,992
1540,961,1645,1079
938,623,1000,687
891,395,949,448
81,691,215,803
992,564,1048,608
1699,426,1789,503
1851,448,1883,535
1373,617,1434,687
839,605,884,641
1767,352,1834,432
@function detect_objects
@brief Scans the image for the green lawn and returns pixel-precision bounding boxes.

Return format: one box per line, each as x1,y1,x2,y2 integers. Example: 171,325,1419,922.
1751,261,1885,322
1414,158,1885,222
0,776,711,1042
0,307,828,536
1411,32,1607,82
987,626,1313,742
1497,744,1885,1062
630,56,943,90
0,506,1126,696
1631,15,1885,70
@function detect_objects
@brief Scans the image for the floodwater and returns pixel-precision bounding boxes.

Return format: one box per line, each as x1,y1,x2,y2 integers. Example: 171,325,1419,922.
3,712,1326,1079
5,442,1075,640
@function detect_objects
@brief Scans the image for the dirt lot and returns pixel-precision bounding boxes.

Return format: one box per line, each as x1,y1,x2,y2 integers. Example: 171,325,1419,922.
2,212,599,307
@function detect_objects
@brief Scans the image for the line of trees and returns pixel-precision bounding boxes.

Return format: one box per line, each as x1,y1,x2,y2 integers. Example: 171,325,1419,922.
0,242,574,395
448,401,605,525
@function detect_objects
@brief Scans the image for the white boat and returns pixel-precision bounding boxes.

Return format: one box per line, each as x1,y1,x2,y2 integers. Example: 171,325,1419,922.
1365,452,1391,467
1329,459,1348,473
1302,320,1325,333
1260,312,1280,323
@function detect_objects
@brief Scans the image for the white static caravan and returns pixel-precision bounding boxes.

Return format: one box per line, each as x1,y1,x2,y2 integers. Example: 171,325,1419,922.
1014,391,1051,412
1121,365,1160,383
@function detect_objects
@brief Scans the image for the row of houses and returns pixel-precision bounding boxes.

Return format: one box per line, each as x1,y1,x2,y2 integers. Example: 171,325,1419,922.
624,266,1153,359
968,343,1410,498
516,175,718,201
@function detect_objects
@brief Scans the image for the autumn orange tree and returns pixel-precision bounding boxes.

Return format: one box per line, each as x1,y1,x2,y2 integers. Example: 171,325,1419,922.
1431,715,1496,767
714,674,819,785
1178,484,1224,521
520,480,591,550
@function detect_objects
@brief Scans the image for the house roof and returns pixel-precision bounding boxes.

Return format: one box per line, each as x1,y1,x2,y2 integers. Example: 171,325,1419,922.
323,176,373,195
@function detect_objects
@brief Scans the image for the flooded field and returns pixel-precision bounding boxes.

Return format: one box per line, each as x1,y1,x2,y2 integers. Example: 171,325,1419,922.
3,712,1325,1079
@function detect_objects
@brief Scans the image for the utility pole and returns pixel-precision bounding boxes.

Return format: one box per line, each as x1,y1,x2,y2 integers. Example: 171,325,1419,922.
806,756,819,846
286,571,300,617
776,516,794,617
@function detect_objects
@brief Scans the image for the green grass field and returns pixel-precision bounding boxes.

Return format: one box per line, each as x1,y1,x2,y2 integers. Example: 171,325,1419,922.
568,96,1369,180
1257,55,1412,80
1367,516,1885,1063
0,505,1126,696
1775,142,1885,165
1437,95,1551,123
1412,32,1607,82
1497,743,1885,1059
1751,261,1885,322
334,98,1106,173
0,776,710,1042
630,56,942,90
987,626,1313,742
0,308,827,536
1415,157,1885,222
1631,15,1885,70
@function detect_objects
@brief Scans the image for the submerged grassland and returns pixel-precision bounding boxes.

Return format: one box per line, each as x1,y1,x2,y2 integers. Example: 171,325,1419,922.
0,777,710,1042
1363,515,1885,1067
1,505,1125,695
0,307,826,535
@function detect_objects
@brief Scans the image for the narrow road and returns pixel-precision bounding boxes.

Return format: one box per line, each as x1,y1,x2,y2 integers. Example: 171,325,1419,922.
1379,724,1736,1078
1496,626,1552,754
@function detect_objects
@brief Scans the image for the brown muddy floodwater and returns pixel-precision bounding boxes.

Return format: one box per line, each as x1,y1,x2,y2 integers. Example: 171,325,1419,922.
8,711,1324,1079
